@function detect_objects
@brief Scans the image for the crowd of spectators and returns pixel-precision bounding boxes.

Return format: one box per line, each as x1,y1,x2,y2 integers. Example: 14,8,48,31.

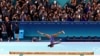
0,0,100,22
0,0,100,41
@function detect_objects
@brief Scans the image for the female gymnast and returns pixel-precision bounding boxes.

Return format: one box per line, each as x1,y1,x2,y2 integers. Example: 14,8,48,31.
37,30,65,47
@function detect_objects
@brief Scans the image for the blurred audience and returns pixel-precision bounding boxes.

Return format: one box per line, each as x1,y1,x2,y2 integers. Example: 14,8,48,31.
0,0,100,22
0,0,100,41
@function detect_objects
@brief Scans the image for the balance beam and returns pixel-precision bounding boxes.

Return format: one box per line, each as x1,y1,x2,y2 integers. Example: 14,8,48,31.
9,51,94,55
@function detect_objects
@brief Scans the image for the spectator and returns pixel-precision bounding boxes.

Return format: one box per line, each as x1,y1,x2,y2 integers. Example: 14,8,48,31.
14,22,19,41
0,22,2,41
1,22,7,41
0,15,2,22
4,16,13,41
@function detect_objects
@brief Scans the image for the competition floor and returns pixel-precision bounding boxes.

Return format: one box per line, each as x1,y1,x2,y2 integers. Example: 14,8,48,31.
0,42,100,55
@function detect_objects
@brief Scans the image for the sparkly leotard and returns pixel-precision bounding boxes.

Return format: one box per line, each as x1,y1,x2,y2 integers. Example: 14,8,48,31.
50,36,54,44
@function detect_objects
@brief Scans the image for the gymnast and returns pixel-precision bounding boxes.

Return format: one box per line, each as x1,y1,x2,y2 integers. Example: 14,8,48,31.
37,30,65,47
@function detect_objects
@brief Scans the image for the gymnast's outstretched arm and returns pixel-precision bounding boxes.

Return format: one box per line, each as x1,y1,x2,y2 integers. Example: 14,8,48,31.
52,30,65,37
37,31,51,38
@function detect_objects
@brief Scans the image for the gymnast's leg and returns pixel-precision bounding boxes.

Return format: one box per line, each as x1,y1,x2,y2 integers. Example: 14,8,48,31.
52,30,65,37
37,31,51,38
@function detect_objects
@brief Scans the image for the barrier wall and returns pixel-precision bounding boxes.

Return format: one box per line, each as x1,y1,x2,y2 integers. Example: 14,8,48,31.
17,22,100,37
